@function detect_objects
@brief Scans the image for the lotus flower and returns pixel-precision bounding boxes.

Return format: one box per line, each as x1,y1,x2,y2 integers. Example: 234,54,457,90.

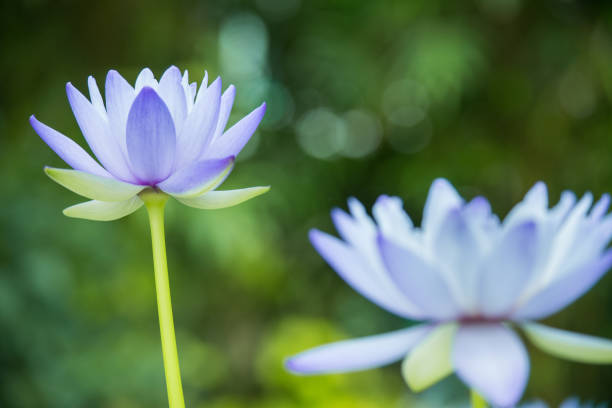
521,397,608,408
30,66,269,221
286,179,612,407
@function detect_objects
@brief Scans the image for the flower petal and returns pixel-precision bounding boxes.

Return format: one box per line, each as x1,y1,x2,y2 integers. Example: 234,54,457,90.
205,102,266,159
105,70,135,156
479,220,538,317
157,66,187,134
402,322,456,391
463,196,491,219
63,196,143,221
309,229,420,319
422,178,463,245
211,84,236,143
503,182,549,228
177,186,269,210
332,198,377,246
433,208,483,311
453,323,529,407
538,193,594,285
66,82,133,180
378,234,460,320
194,70,209,104
330,203,425,318
87,76,106,117
285,324,432,374
513,249,612,320
589,193,610,221
372,195,415,247
135,67,157,91
158,157,234,198
175,77,222,167
30,116,111,178
126,87,177,184
181,70,194,111
45,167,143,201
522,323,612,364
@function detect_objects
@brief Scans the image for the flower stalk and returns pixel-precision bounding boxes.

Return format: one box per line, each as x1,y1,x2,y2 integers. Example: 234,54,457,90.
470,389,487,408
143,190,185,408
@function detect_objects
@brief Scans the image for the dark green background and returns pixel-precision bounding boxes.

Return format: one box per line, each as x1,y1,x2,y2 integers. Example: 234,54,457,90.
1,0,611,406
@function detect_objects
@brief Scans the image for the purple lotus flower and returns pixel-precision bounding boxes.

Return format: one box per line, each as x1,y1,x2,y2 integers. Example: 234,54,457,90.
287,179,612,407
522,398,609,408
30,66,269,221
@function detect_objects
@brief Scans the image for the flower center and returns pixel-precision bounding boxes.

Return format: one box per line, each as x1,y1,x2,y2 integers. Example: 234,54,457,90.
458,314,507,324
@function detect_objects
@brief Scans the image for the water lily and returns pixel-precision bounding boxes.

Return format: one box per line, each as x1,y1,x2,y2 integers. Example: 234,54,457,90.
286,179,612,407
30,66,269,221
521,397,608,408
31,66,269,408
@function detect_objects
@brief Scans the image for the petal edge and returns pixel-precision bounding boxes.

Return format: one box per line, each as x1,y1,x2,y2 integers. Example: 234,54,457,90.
522,322,612,364
177,186,269,209
402,322,456,391
45,167,143,201
63,197,143,221
286,324,432,375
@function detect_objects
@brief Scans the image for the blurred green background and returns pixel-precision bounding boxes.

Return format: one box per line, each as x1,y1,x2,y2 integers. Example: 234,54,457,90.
1,0,612,406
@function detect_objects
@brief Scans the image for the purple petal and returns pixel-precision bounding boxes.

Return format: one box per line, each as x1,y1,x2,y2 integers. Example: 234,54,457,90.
378,234,460,320
286,324,432,374
372,195,414,239
189,83,197,101
453,323,529,407
157,156,234,197
464,196,491,219
543,193,593,278
157,66,187,133
105,70,135,157
180,70,194,110
422,178,463,244
175,77,222,167
550,191,577,224
479,221,538,317
513,249,612,320
433,208,483,311
126,87,176,184
309,229,420,319
66,82,133,181
135,67,157,91
87,76,106,116
30,116,111,178
589,194,610,221
204,102,266,160
503,182,549,227
330,207,377,248
211,85,236,142
563,215,612,274
194,71,209,104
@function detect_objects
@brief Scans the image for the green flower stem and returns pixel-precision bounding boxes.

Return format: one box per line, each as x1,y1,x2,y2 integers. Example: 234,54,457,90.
470,389,487,408
142,191,185,408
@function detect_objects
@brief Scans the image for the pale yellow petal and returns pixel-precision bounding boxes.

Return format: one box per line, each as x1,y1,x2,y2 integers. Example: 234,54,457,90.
177,186,270,210
402,322,457,391
45,167,143,201
63,197,143,221
522,322,612,364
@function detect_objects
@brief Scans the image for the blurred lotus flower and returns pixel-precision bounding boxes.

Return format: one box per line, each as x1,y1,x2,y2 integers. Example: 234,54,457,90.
521,397,608,408
287,179,612,407
30,66,268,221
